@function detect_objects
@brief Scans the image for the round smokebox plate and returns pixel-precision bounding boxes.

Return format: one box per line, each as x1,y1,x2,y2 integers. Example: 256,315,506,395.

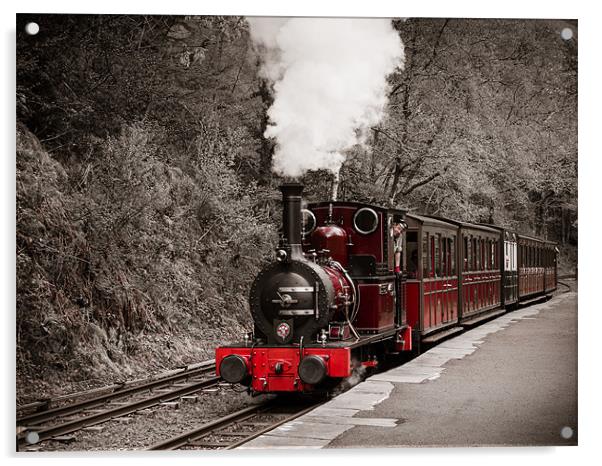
298,355,327,385
220,355,247,384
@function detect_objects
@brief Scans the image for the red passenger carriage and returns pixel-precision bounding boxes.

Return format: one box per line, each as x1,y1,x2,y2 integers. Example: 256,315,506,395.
518,235,558,299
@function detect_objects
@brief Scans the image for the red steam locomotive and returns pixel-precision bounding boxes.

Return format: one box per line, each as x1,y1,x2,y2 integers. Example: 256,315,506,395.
215,183,557,394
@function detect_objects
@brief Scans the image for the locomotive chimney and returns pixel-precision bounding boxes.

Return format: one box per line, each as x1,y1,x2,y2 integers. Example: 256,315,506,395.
279,182,304,259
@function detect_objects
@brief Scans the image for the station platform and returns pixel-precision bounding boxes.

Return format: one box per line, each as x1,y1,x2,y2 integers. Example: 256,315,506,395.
239,288,577,449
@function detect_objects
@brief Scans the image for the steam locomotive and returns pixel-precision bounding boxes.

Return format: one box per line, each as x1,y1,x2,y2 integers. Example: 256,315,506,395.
215,183,557,394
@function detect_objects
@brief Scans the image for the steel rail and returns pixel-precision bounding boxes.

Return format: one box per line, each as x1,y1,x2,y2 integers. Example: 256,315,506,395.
17,359,215,415
17,364,216,427
17,376,220,449
225,402,322,449
147,403,271,450
148,401,323,451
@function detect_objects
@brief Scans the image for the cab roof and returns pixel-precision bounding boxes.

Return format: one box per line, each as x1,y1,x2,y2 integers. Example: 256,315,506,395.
308,200,406,217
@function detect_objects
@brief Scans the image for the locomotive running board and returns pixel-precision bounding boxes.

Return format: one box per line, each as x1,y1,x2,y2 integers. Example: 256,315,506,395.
422,326,464,344
460,308,506,328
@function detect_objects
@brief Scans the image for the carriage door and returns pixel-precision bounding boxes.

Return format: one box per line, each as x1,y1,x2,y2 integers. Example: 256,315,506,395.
433,231,452,328
447,236,458,321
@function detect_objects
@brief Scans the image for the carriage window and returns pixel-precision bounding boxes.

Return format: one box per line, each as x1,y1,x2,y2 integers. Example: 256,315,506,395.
443,238,451,277
510,242,514,270
497,240,500,268
484,240,488,270
470,236,474,271
442,237,446,276
544,248,547,267
483,240,487,270
495,240,498,269
406,231,418,279
543,248,546,267
470,237,474,270
481,239,485,270
475,238,480,270
464,236,469,272
436,234,442,277
450,237,456,275
431,235,438,277
480,238,484,270
441,235,446,277
437,234,447,277
423,232,429,278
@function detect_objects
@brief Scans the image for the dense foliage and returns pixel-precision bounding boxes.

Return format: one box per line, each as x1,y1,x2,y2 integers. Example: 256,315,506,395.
16,15,577,393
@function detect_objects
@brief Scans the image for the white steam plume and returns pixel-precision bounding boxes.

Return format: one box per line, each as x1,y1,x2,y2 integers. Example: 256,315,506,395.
247,17,404,178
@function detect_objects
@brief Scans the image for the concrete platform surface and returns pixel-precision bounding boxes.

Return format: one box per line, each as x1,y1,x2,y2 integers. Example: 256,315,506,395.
239,290,577,449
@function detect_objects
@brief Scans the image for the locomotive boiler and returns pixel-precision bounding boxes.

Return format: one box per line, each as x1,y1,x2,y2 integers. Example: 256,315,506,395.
250,183,355,346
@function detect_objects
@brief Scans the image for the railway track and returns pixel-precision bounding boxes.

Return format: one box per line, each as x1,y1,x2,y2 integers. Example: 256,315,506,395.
16,361,220,449
17,359,216,416
18,277,576,451
147,400,322,450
